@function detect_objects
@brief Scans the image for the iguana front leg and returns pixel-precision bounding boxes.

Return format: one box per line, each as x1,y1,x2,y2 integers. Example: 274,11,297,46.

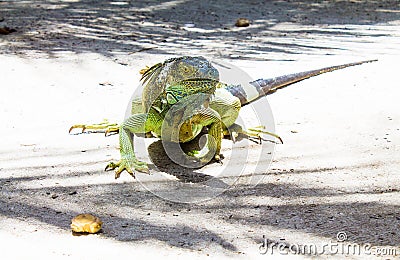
106,112,162,179
69,97,145,136
168,104,223,165
183,109,223,163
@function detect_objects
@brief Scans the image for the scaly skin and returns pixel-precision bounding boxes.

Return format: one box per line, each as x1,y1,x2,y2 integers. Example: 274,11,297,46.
105,78,222,179
70,57,377,178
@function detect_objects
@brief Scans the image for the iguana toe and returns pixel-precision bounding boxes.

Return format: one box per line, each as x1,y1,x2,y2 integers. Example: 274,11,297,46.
69,124,86,133
105,161,118,171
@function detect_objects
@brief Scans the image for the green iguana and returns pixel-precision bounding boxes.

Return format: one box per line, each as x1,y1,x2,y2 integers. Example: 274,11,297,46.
70,56,376,179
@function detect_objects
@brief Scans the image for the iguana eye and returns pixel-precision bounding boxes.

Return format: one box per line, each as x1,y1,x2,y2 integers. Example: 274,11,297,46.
181,64,193,74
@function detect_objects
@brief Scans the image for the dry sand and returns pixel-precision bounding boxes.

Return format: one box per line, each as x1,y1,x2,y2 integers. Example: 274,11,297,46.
0,1,399,259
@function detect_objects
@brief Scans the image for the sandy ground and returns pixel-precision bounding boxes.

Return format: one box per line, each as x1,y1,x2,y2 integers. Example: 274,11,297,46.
1,0,400,259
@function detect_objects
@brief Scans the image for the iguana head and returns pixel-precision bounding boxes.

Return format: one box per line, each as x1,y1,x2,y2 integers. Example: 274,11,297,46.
141,56,219,111
166,56,219,82
141,56,219,85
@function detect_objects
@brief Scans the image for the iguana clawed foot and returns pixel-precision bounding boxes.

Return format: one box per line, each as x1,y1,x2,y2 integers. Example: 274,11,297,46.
227,124,283,144
105,157,149,179
69,119,119,136
245,126,283,144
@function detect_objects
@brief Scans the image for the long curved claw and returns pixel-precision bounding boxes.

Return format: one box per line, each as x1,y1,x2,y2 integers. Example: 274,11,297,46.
105,159,149,179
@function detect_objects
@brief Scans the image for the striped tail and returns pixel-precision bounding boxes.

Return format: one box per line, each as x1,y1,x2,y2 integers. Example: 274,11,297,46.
226,59,377,106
